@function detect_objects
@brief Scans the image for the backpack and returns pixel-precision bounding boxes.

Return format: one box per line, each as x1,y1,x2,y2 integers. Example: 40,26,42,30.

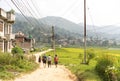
42,56,47,61
54,57,58,62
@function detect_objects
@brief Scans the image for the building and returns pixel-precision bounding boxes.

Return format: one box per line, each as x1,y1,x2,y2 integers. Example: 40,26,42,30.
14,31,35,52
0,8,15,52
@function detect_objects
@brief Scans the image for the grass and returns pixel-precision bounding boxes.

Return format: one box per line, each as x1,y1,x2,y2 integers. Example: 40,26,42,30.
1,47,119,80
0,52,39,80
46,47,120,81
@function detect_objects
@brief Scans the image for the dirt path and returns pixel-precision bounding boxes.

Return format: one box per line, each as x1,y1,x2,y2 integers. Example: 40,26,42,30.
14,49,77,81
14,64,76,81
34,49,53,63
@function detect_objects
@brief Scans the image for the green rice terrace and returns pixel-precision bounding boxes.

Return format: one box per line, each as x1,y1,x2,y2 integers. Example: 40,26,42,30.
46,48,120,81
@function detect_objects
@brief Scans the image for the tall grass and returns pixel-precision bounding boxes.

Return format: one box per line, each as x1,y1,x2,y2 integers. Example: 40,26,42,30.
0,52,38,80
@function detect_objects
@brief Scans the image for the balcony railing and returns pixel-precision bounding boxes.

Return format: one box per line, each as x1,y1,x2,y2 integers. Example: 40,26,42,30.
0,8,7,19
7,12,15,23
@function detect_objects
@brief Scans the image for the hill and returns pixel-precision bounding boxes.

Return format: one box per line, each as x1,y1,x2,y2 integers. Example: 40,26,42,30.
13,13,120,47
13,13,83,47
40,16,83,34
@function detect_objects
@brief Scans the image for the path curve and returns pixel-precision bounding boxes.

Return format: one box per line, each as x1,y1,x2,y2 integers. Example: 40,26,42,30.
34,49,53,63
14,49,77,81
0,49,77,81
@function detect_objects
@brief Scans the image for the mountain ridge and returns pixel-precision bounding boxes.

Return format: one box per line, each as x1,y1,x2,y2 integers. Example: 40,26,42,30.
13,13,120,41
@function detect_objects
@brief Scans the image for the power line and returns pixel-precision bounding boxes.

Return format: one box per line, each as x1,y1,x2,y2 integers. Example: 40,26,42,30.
29,0,48,26
87,7,99,39
24,0,46,31
25,0,39,18
19,0,48,31
19,0,40,25
11,0,52,35
15,0,37,26
29,0,43,18
60,0,80,16
12,0,42,28
11,0,35,27
5,0,13,9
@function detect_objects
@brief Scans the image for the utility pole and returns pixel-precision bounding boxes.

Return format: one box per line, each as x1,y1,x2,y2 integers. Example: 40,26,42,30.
52,26,55,56
83,0,87,64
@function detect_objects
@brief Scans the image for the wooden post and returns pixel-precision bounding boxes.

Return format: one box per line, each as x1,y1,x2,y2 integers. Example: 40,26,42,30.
83,0,87,63
52,26,55,56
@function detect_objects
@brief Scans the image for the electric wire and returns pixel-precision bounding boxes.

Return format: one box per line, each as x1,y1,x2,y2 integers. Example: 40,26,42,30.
12,0,43,30
60,0,80,16
19,0,40,25
24,0,46,31
11,0,35,27
87,7,99,39
16,0,37,25
29,0,48,25
5,0,13,9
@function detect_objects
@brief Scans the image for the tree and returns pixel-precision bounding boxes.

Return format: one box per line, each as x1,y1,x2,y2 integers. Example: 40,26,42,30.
11,46,24,59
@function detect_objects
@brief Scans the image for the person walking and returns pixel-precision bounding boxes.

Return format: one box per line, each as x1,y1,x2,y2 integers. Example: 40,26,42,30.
54,54,58,68
47,55,52,68
38,56,41,63
42,54,47,68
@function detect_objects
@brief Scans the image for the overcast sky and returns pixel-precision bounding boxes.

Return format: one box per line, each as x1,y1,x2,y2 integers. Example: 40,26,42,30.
0,0,120,26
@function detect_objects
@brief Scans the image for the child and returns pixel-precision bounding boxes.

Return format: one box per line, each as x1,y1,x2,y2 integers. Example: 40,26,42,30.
54,54,58,68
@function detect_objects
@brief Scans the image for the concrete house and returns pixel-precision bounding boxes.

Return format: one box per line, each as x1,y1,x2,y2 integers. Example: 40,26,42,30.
14,31,35,52
0,8,15,52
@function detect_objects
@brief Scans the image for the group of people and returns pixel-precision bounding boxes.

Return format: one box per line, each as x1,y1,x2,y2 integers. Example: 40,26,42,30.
38,54,58,68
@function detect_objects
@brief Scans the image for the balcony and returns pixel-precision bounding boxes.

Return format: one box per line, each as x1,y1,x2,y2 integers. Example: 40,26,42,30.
0,32,6,39
7,12,15,23
11,34,15,39
0,8,7,20
5,34,15,40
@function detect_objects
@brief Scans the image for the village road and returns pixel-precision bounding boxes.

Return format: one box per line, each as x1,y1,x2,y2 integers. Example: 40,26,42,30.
14,49,76,81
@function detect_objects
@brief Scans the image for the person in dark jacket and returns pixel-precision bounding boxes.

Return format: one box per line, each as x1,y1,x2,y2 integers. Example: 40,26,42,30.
42,54,47,68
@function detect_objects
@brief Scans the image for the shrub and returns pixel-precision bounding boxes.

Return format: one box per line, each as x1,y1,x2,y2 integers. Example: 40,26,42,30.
0,49,38,80
0,71,14,80
86,48,96,64
0,52,14,65
105,66,118,81
11,46,24,59
95,54,117,81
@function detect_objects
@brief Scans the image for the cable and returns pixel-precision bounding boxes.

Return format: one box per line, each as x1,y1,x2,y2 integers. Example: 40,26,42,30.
60,0,80,16
19,0,39,25
13,0,44,30
24,0,46,31
29,0,48,25
5,0,13,9
87,7,99,39
19,0,48,31
11,0,35,27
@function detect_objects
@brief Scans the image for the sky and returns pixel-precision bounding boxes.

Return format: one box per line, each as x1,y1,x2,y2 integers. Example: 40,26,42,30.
0,0,120,26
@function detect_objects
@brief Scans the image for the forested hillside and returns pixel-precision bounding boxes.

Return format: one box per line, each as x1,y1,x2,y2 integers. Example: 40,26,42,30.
13,13,82,47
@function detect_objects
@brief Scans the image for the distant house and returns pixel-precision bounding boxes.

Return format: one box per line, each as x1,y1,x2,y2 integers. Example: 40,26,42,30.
0,8,15,52
14,31,35,51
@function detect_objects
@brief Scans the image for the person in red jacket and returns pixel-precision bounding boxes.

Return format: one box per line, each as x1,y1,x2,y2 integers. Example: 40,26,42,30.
54,54,58,68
